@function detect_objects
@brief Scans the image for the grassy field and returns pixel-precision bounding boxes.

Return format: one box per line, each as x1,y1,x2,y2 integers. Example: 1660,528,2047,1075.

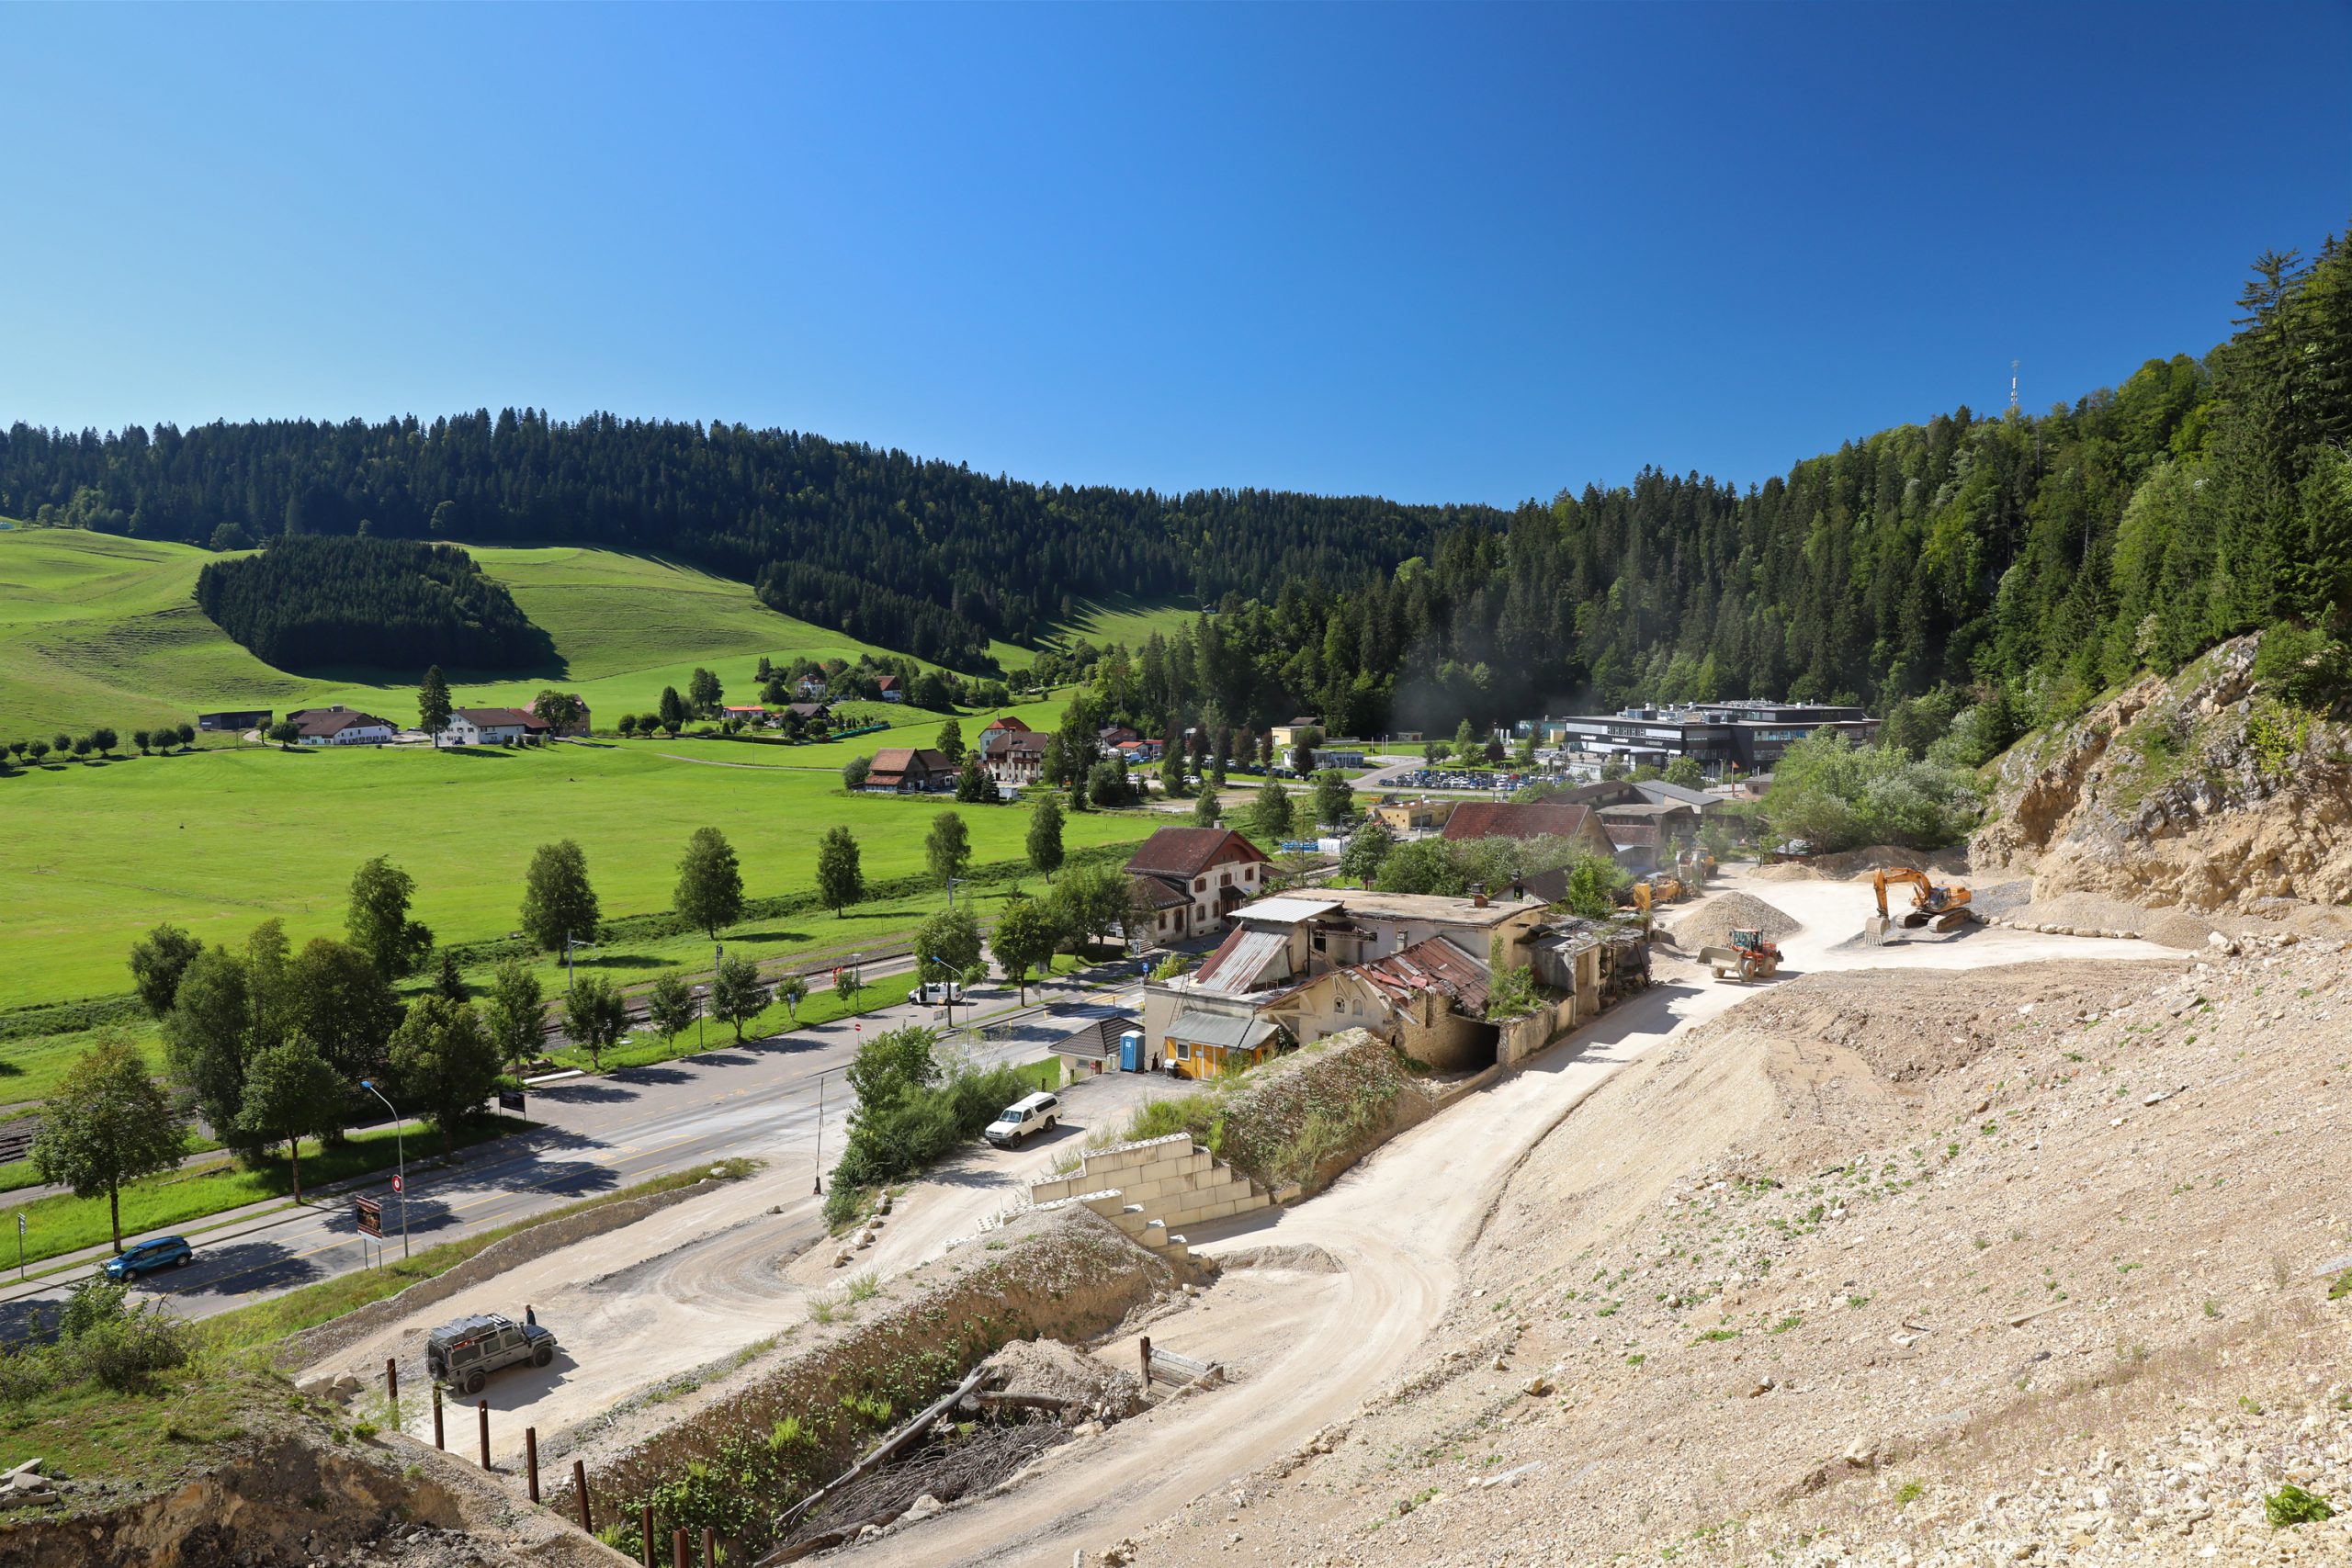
0,739,1155,1011
1037,595,1201,657
0,530,954,738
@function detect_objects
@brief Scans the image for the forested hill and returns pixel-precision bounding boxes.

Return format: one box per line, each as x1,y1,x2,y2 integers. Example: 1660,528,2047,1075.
1121,226,2346,743
0,418,1506,671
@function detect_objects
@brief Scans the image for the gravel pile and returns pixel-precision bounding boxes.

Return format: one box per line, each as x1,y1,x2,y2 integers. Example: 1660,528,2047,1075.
2007,889,2222,949
1669,892,1802,952
981,1337,1142,1416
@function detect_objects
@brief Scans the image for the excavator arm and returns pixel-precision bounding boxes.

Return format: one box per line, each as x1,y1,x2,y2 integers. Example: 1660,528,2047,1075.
1872,867,1932,919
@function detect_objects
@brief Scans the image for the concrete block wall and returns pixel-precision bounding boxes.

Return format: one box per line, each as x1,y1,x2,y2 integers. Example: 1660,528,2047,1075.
1026,1134,1270,1242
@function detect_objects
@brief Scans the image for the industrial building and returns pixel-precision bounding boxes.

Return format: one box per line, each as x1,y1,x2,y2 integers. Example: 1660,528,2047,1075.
1519,700,1880,774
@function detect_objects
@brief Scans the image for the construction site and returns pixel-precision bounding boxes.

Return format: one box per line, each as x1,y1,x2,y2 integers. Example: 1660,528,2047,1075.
11,644,2351,1568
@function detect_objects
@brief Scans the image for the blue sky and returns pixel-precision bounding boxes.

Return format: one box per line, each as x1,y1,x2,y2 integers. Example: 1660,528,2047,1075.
5,2,2346,505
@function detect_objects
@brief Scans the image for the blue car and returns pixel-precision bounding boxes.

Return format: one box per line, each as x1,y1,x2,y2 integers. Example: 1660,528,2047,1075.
103,1236,194,1280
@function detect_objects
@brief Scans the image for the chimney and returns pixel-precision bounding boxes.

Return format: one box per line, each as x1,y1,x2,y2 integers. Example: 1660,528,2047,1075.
1509,875,1525,901
1471,882,1488,908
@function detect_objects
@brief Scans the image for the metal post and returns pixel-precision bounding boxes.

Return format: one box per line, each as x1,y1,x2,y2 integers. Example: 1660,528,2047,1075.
360,1079,410,1260
386,1357,397,1403
432,1385,445,1450
640,1505,656,1568
673,1529,689,1568
526,1427,540,1502
702,1526,715,1568
1138,1335,1151,1388
812,1071,825,1196
478,1399,491,1469
572,1460,592,1533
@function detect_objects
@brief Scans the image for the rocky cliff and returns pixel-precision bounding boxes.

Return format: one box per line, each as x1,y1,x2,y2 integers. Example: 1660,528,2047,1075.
1973,634,2352,915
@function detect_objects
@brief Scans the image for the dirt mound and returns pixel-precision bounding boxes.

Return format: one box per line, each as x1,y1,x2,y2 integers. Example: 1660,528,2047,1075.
1813,843,1973,879
2008,889,2222,949
1214,1028,1435,1197
980,1337,1143,1416
1135,934,2352,1566
1975,632,2352,913
1669,891,1801,952
1749,860,1823,881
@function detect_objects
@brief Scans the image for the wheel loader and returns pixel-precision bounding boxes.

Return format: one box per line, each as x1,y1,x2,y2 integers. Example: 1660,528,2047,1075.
1699,927,1781,982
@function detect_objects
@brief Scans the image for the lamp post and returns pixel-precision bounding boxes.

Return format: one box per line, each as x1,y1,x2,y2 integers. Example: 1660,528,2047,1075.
358,1078,410,1260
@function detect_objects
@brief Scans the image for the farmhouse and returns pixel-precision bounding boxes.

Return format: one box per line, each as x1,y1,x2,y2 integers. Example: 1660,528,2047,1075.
1124,827,1272,941
795,673,829,699
197,709,271,732
1441,800,1616,858
785,702,832,724
876,675,903,703
291,706,395,746
865,747,955,792
436,707,549,747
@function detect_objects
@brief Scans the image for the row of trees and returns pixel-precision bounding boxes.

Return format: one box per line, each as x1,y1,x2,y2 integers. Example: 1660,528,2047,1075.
0,724,197,770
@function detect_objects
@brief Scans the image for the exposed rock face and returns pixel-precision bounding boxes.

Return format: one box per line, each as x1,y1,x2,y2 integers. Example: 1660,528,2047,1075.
1973,634,2352,913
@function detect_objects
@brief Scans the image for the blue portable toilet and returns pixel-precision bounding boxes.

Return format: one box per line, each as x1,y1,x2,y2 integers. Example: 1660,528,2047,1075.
1118,1030,1143,1073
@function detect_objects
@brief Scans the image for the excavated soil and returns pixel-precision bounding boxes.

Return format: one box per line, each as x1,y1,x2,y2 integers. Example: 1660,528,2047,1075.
1107,944,2352,1566
1669,890,1803,952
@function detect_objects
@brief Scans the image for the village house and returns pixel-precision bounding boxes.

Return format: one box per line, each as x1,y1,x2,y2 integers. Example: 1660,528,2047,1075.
1440,800,1618,859
722,705,773,727
436,707,549,747
876,675,903,703
1604,820,1661,873
1371,796,1459,834
980,719,1048,788
1097,724,1141,749
1270,716,1323,751
865,746,955,792
1124,827,1272,942
785,701,832,725
290,706,396,746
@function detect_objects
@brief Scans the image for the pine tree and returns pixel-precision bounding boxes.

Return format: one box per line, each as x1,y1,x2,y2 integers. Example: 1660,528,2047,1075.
419,664,452,742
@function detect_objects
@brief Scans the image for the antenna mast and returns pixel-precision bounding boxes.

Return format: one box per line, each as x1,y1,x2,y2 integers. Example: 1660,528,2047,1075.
2010,359,2019,412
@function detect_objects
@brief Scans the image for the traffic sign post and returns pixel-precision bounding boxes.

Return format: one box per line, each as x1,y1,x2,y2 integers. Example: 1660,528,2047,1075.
391,1173,403,1195
355,1196,383,1240
15,1213,22,1280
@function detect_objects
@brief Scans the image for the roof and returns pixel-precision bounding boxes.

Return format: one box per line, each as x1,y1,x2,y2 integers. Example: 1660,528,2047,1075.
786,702,831,717
1517,864,1574,906
1606,822,1661,848
1320,888,1544,928
869,747,951,774
1282,716,1321,728
452,707,547,729
1046,1006,1144,1059
876,675,899,690
1632,779,1720,809
723,705,766,716
1441,801,1604,844
1596,801,1689,820
1235,897,1343,926
298,709,390,738
1164,1009,1281,1052
984,716,1033,731
1353,935,1491,1016
1129,874,1191,909
1124,827,1270,879
1191,928,1294,994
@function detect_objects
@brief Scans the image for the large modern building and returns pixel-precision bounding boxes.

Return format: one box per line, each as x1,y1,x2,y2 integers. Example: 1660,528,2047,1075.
1521,701,1880,774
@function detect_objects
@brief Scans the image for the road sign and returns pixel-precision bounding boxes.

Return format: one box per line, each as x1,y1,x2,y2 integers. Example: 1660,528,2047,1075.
390,1173,404,1194
354,1196,383,1238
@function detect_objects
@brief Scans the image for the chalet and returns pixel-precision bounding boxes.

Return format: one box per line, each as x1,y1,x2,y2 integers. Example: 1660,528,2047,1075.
722,705,774,728
1115,739,1163,765
785,702,832,724
437,707,549,747
1441,801,1616,859
196,709,271,733
293,706,395,746
1124,827,1272,941
1097,725,1141,749
865,746,955,793
795,673,829,699
876,675,903,703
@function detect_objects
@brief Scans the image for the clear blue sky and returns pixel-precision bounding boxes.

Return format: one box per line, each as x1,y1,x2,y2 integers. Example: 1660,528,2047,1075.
5,2,2346,505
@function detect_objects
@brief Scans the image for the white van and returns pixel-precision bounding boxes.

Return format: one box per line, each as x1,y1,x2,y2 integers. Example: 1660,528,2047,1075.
984,1091,1059,1148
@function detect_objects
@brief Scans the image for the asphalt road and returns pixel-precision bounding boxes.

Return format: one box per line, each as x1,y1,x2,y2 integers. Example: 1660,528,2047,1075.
0,971,1145,1342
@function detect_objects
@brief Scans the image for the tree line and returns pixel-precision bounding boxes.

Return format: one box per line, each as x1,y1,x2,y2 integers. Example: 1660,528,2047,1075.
193,535,549,671
0,724,195,773
1,412,1499,674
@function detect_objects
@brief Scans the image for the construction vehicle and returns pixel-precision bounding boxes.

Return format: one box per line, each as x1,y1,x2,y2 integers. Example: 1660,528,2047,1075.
1699,928,1782,982
1675,848,1717,886
1871,867,1976,932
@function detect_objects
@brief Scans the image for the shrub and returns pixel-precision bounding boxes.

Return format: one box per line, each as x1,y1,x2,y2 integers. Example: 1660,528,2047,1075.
2264,1483,2335,1528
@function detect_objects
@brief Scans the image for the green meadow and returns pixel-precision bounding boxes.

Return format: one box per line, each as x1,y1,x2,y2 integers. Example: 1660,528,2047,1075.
0,739,1156,1012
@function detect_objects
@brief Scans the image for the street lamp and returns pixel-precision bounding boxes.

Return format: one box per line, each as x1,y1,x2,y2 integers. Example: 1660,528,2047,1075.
358,1079,410,1260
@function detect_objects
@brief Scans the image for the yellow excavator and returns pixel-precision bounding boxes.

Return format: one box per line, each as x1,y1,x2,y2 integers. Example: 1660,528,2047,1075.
1872,867,1976,932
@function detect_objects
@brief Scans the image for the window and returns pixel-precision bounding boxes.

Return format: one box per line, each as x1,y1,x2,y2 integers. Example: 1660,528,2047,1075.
1172,1041,1191,1060
1194,876,1206,891
1220,872,1231,886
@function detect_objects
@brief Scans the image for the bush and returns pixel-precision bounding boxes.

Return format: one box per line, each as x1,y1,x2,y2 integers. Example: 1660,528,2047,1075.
1125,1094,1222,1147
2264,1483,2335,1528
2254,623,2351,711
1766,732,1983,852
0,1276,196,1401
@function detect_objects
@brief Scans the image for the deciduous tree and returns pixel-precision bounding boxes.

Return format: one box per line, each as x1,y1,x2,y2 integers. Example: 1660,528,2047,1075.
237,1037,343,1202
989,895,1055,1003
34,1035,188,1253
708,954,771,1043
925,812,971,893
128,923,203,1018
674,827,745,939
520,840,600,952
563,975,628,1070
481,959,546,1068
346,855,434,979
646,972,696,1054
389,998,500,1156
816,827,865,917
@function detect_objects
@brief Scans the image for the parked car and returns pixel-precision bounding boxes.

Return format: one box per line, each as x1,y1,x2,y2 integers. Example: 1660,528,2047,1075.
425,1312,559,1394
983,1091,1060,1148
102,1235,193,1280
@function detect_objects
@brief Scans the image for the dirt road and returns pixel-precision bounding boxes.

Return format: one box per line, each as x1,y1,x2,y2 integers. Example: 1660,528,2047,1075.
841,871,2183,1565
